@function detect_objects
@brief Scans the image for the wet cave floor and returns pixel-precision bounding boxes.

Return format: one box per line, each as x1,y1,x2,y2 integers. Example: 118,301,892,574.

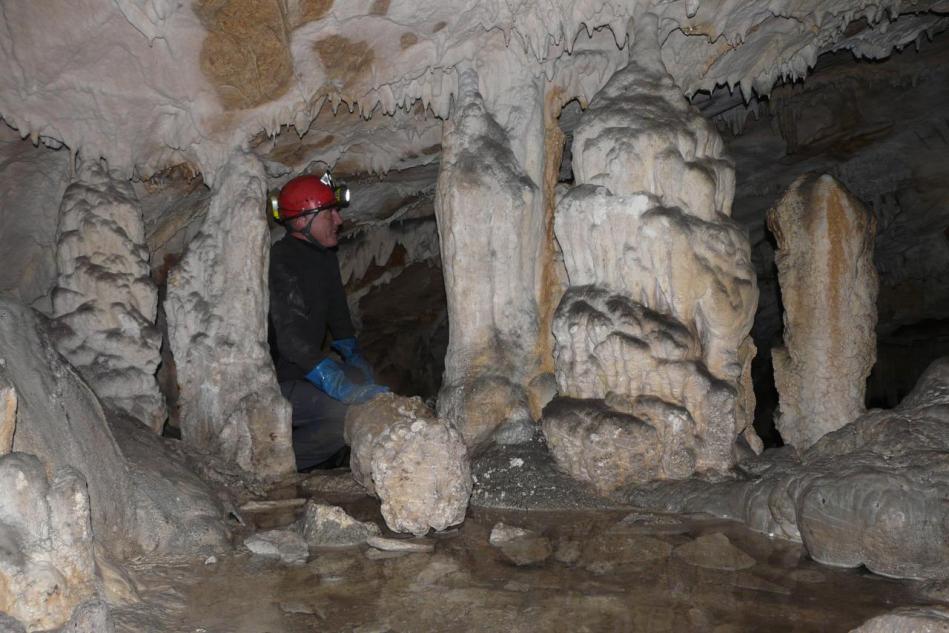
111,471,929,633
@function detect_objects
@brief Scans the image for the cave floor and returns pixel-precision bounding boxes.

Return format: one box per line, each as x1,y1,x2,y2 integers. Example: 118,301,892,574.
110,472,929,633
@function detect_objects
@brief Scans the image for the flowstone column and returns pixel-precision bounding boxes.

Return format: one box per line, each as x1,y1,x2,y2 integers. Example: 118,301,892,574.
768,173,878,451
165,153,294,480
543,16,760,493
51,163,167,432
434,57,549,450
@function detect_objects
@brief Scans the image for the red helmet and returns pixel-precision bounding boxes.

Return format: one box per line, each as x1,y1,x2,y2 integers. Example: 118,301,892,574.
271,173,350,222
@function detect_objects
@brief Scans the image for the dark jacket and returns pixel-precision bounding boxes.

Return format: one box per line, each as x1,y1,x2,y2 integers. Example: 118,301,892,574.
268,235,355,382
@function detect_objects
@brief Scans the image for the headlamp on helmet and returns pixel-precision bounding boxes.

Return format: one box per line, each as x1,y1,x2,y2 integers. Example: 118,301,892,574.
321,171,351,210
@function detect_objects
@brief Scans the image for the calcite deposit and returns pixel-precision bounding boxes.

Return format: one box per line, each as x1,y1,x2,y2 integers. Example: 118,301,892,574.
51,162,167,432
1,296,229,558
546,15,759,492
345,393,471,535
165,153,295,480
0,0,947,629
630,356,949,581
768,173,879,451
0,453,102,631
434,61,545,450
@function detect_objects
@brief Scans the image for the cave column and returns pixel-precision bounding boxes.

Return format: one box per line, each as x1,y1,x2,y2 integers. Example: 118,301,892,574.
543,15,760,492
434,50,553,450
768,173,878,451
50,163,167,432
165,152,295,480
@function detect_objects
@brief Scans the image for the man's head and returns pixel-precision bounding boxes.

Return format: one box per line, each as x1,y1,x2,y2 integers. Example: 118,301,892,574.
273,173,350,248
288,207,343,247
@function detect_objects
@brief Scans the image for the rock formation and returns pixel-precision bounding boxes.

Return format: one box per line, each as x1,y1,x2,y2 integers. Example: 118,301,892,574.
0,130,71,314
850,606,949,633
3,297,136,552
433,57,546,450
768,173,879,451
51,162,167,432
345,393,471,535
165,153,295,480
2,296,229,558
545,15,759,493
630,356,949,581
0,453,105,631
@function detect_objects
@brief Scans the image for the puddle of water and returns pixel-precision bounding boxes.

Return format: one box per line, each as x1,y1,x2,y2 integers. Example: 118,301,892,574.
114,491,929,633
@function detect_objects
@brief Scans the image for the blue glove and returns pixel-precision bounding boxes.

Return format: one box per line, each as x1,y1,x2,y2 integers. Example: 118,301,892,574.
331,337,375,382
306,357,388,404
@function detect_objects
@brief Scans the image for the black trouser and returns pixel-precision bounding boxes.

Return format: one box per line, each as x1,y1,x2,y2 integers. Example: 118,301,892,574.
279,380,348,470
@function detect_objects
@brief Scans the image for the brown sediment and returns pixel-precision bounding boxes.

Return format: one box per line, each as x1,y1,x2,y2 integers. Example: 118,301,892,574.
529,86,568,419
313,35,374,91
369,0,390,15
822,182,855,347
298,0,333,25
432,21,447,32
400,32,419,50
195,0,294,110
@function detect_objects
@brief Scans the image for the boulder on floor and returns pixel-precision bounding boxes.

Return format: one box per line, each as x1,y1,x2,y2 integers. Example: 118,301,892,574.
0,453,99,631
345,393,471,535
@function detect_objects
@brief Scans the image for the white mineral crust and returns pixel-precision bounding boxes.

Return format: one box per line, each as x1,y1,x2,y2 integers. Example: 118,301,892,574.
165,153,295,480
51,162,167,432
545,16,760,493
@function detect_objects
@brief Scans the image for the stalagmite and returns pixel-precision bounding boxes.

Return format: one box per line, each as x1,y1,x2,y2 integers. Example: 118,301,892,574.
51,162,167,432
433,53,548,450
165,153,295,480
544,15,759,493
345,393,471,535
768,173,878,451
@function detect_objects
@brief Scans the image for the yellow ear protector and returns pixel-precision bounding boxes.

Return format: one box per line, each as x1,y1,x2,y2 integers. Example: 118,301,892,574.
270,192,281,221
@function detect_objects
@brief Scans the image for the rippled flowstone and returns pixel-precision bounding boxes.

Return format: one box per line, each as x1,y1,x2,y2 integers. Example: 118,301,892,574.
629,356,949,580
51,162,166,432
345,393,471,535
850,606,949,632
302,501,380,548
546,16,759,494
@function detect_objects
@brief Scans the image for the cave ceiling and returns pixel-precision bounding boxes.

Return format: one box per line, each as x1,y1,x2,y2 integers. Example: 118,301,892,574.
0,0,946,184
